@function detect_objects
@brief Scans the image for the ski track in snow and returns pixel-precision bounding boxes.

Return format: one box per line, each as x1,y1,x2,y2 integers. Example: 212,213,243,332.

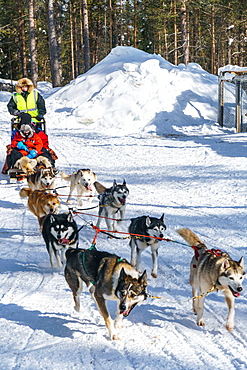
0,119,247,369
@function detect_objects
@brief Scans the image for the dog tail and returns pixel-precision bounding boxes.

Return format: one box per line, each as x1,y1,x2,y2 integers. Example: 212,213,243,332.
94,181,107,194
61,171,71,181
19,187,32,198
176,228,207,249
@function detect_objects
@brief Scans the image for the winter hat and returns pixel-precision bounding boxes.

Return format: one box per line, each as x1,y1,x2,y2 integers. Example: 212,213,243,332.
19,113,32,125
16,78,34,94
20,123,34,138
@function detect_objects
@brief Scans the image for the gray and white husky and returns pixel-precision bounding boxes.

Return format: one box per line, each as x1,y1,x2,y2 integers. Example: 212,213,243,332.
96,179,129,232
129,214,166,278
27,167,58,192
177,228,245,331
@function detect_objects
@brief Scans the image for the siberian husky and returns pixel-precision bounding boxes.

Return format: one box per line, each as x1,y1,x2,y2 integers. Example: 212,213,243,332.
27,167,58,192
65,247,147,340
96,180,129,233
61,169,97,206
176,228,245,331
129,214,166,278
41,212,79,268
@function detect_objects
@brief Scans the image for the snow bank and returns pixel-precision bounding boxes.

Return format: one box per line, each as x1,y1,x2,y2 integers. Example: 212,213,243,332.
46,46,224,136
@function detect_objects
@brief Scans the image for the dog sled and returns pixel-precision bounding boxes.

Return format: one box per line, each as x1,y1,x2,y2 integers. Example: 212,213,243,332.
2,116,58,183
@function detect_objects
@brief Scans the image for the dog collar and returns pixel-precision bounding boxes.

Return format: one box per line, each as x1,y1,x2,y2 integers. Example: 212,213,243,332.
216,279,221,286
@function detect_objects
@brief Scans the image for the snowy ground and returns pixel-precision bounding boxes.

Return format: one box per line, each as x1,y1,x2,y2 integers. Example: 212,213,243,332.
0,47,247,369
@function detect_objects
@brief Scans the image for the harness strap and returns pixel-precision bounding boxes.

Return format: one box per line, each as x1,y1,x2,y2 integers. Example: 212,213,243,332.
207,248,223,257
192,245,200,261
148,285,216,302
81,249,96,285
81,246,123,286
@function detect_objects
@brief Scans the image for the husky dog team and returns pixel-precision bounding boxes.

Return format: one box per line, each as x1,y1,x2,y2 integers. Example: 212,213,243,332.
17,168,245,339
4,78,245,340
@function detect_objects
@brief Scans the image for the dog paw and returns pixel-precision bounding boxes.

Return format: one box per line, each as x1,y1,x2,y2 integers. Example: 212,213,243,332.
74,304,80,312
111,333,121,341
197,319,205,327
151,272,157,278
226,323,234,331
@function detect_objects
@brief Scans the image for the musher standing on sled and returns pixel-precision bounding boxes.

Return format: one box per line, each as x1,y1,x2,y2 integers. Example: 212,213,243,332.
7,77,46,123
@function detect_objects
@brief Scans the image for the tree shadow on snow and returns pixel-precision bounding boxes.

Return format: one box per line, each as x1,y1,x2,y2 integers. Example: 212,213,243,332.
0,302,92,338
0,199,23,209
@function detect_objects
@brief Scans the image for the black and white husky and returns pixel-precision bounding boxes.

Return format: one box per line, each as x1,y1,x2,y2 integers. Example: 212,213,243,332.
96,180,129,232
41,212,79,268
129,214,166,278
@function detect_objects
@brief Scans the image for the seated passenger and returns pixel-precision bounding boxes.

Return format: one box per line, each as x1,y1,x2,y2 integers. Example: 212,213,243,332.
11,112,49,148
7,122,55,171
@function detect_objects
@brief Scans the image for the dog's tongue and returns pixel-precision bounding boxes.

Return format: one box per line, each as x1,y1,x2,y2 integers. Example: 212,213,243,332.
86,185,92,191
229,286,241,297
119,197,126,205
58,238,70,245
121,309,131,317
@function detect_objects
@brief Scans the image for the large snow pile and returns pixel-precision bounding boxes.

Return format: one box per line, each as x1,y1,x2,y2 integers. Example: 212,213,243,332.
46,46,223,136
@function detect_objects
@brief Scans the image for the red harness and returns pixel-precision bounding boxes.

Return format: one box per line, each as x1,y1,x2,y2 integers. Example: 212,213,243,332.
192,246,223,268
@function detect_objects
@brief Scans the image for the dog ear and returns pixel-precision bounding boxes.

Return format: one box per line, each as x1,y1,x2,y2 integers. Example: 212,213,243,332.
49,214,56,223
138,270,148,286
113,179,117,186
123,179,126,185
222,259,230,269
53,168,59,176
238,256,244,269
160,213,166,229
67,212,73,223
119,267,127,281
146,216,151,227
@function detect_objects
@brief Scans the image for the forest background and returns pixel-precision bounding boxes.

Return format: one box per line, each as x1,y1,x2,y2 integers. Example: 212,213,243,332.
0,0,246,88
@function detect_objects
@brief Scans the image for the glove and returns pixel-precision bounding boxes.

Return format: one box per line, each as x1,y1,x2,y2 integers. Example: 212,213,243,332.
36,115,43,121
17,141,29,151
27,149,37,159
